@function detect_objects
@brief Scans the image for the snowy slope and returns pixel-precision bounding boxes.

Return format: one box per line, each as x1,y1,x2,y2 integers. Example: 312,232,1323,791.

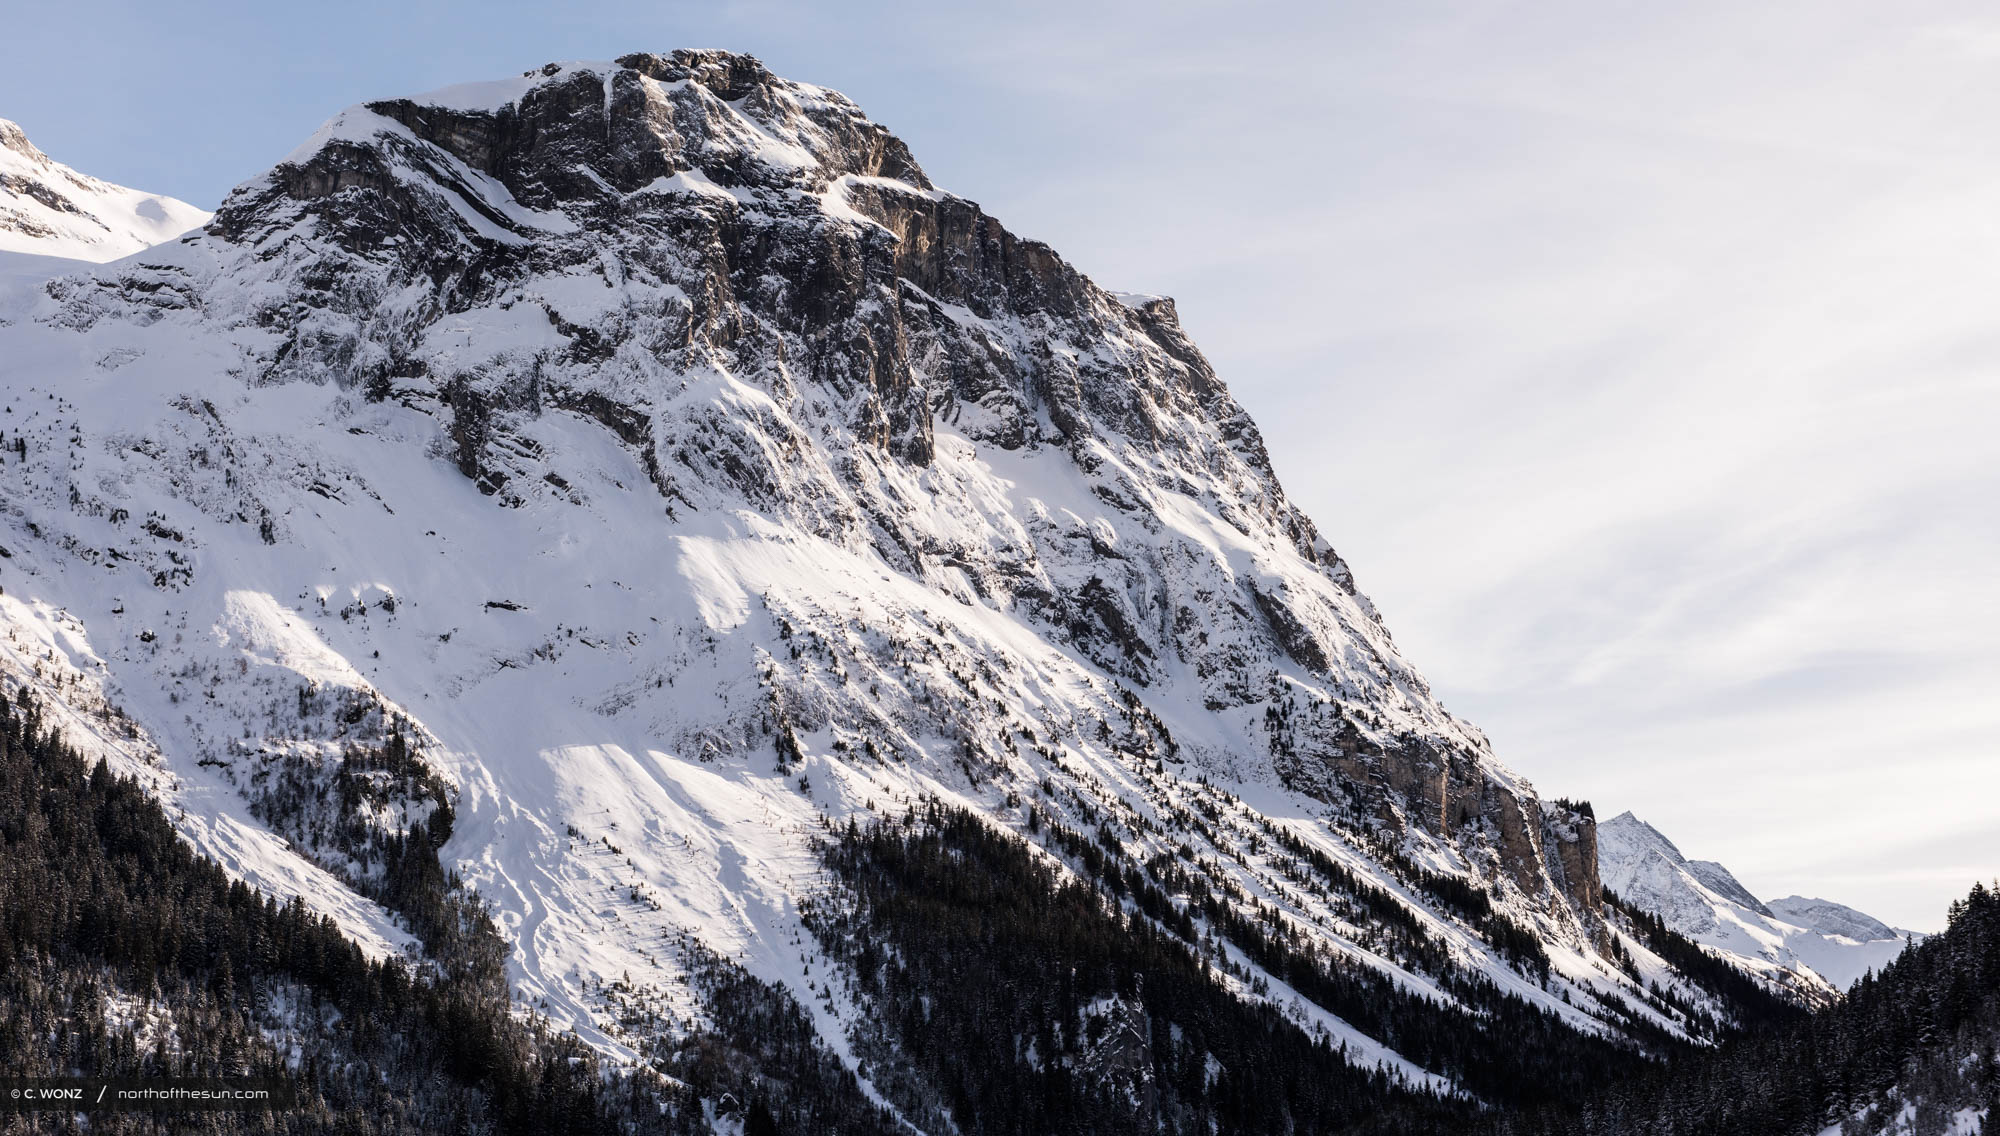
0,52,1772,1100
1769,894,1909,943
1599,812,1919,998
1814,1030,1994,1136
0,118,208,263
1768,895,1925,990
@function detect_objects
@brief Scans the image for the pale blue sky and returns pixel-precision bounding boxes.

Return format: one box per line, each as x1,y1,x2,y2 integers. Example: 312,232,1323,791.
7,1,1996,930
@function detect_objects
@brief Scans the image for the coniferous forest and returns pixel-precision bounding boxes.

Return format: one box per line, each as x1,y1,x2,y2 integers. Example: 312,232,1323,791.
1499,879,2000,1135
0,687,620,1133
0,689,891,1135
811,804,1999,1136
1,685,1994,1134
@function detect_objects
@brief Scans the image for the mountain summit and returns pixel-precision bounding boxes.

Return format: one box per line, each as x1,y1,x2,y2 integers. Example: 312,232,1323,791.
0,117,208,263
1597,811,1920,998
0,52,1854,1126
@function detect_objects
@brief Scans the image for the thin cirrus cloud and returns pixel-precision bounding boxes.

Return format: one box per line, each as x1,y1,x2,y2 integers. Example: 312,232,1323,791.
2,0,1993,930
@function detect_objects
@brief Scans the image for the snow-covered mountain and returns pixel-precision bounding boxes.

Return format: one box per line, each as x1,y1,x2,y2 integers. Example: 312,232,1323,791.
0,52,1811,1114
1598,811,1919,1000
0,117,208,265
1768,893,1909,944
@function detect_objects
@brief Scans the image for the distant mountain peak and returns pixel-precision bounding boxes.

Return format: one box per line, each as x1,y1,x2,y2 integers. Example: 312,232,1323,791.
0,117,209,263
1767,895,1907,944
1600,810,1688,862
1686,859,1774,917
0,117,42,158
1600,811,1918,998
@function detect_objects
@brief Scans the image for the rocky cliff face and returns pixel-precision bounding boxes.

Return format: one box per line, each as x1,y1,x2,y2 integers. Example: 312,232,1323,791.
0,52,1747,1097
